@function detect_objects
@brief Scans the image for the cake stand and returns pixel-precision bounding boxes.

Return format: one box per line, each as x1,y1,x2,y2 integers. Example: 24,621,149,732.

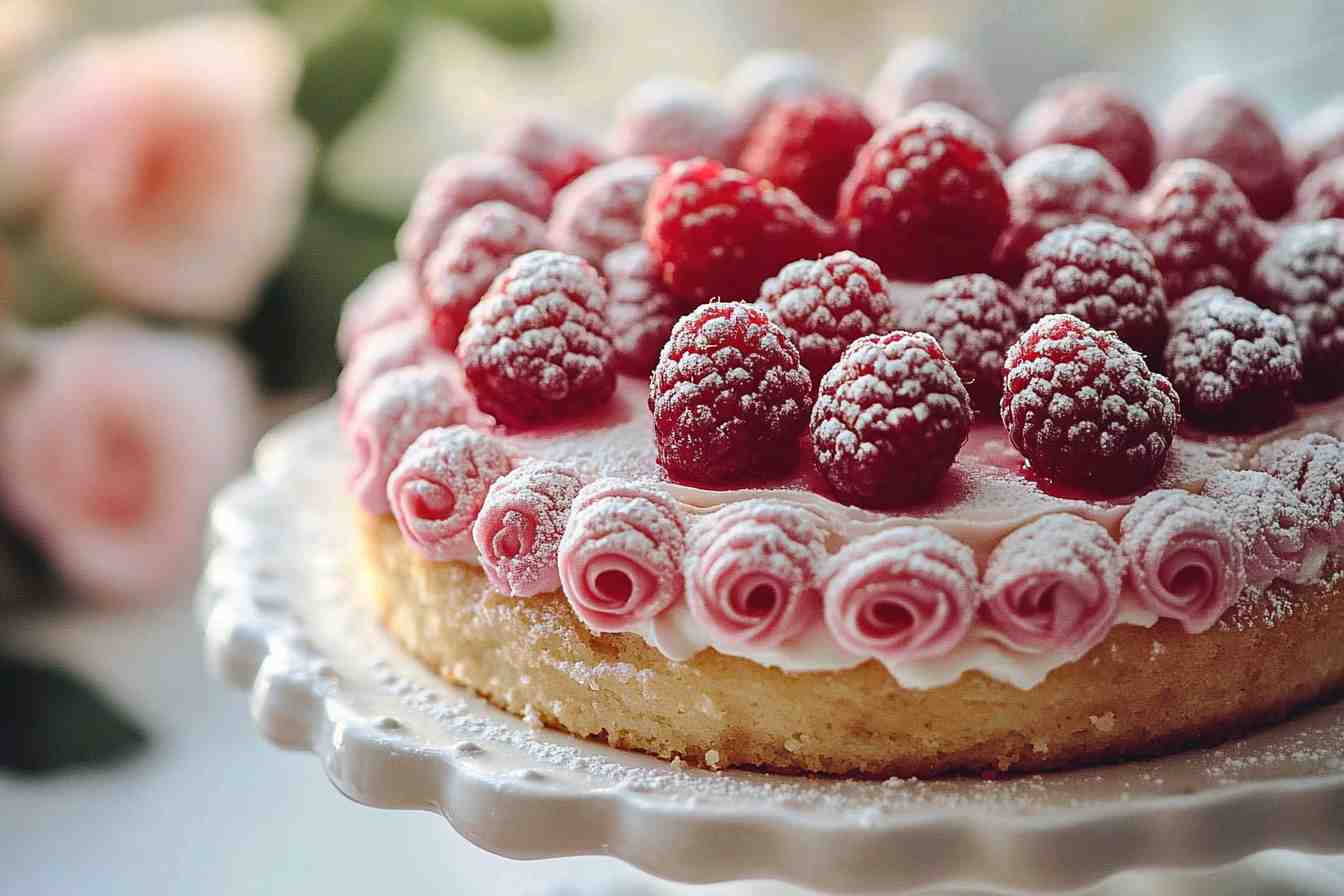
200,404,1344,895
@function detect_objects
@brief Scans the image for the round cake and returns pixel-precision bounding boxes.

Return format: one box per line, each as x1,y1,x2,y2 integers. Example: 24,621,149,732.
337,47,1344,777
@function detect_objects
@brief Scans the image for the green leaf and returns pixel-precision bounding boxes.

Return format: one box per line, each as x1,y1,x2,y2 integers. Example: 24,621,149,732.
409,0,556,47
0,653,148,775
294,8,404,144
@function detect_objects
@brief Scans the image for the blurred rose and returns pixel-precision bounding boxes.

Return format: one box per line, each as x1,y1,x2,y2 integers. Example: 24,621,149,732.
0,318,259,607
0,12,314,321
0,0,67,84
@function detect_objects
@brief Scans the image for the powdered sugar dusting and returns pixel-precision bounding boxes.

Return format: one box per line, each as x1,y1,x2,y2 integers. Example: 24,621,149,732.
1203,469,1320,585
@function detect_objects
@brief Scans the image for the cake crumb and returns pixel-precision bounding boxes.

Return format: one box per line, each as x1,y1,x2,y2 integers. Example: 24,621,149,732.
784,736,803,754
1150,641,1166,659
670,756,688,769
1090,712,1116,733
1031,737,1050,755
704,749,721,768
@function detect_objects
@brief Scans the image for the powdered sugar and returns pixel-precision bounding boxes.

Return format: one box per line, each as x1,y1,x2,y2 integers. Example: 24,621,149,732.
1203,469,1322,584
547,156,662,265
1256,432,1344,547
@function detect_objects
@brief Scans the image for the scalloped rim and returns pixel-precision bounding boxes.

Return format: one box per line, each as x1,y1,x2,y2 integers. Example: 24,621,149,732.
201,404,1344,894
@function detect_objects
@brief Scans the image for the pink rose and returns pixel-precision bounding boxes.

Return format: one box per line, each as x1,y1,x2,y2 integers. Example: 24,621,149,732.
335,263,419,362
473,460,585,598
0,317,258,607
0,13,314,321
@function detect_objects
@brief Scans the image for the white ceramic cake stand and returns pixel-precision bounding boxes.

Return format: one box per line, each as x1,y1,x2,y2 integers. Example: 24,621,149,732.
201,405,1344,895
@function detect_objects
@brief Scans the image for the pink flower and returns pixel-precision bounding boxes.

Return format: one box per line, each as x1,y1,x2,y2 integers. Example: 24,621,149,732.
335,263,419,362
473,460,585,597
557,479,686,633
1119,489,1246,633
0,317,257,607
685,500,828,648
0,13,314,321
823,526,979,663
336,316,429,425
980,514,1124,655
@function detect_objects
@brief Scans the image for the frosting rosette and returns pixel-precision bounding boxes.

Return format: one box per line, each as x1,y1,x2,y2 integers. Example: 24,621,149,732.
336,316,427,424
1119,489,1246,633
345,364,466,514
1256,433,1344,548
473,460,585,597
387,425,511,561
1203,469,1324,584
557,479,686,633
822,526,979,663
684,500,829,648
336,262,418,361
980,514,1124,655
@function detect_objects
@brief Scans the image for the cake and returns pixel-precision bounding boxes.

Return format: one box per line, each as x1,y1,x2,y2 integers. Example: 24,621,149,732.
337,45,1344,777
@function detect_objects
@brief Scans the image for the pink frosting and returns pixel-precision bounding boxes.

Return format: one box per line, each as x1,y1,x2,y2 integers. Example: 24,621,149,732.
557,479,686,633
980,514,1124,655
1256,433,1344,548
473,460,585,597
823,525,979,663
685,500,829,648
335,262,418,361
345,364,469,515
1119,489,1246,633
387,426,512,561
1203,469,1319,584
336,316,429,424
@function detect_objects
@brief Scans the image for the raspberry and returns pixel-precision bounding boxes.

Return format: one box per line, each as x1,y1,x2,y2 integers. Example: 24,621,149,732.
547,156,663,266
1019,220,1169,358
421,201,547,351
810,330,972,507
904,274,1025,415
457,251,616,426
864,39,1001,129
648,302,811,483
601,242,683,375
756,250,899,386
836,103,1009,280
738,93,875,217
644,157,838,304
992,145,1130,282
1008,78,1156,189
723,50,836,135
487,115,608,192
1292,156,1344,221
397,154,551,294
610,78,736,162
1249,219,1344,398
1132,159,1266,302
1290,97,1344,179
1163,287,1302,428
1160,79,1294,220
1001,314,1180,493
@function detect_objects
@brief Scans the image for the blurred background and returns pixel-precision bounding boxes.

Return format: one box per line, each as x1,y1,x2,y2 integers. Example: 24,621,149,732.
5,0,1344,893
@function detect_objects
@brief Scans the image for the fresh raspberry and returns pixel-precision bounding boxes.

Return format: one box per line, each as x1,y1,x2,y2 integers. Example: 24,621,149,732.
397,154,551,294
457,251,616,426
1249,220,1344,398
738,93,875,217
1163,287,1302,428
904,274,1025,415
1160,79,1294,220
1292,156,1344,221
992,145,1130,282
864,39,1001,130
755,250,899,386
1290,97,1344,179
1008,78,1156,189
1132,159,1266,302
1019,220,1169,358
601,242,683,375
1001,314,1180,493
421,201,547,351
836,103,1009,280
610,78,736,162
810,330,972,507
723,50,837,136
547,156,663,266
487,115,608,192
643,157,838,304
648,302,811,483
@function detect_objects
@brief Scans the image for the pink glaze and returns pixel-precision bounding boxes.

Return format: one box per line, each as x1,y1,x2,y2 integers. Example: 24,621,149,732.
685,500,829,648
823,526,979,662
980,514,1124,655
336,316,430,424
473,460,585,596
387,425,511,562
1118,489,1246,633
558,479,686,632
346,364,470,515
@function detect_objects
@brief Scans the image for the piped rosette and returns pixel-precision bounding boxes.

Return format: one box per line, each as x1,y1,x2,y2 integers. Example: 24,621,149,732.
1118,489,1246,633
557,479,687,632
336,316,428,424
822,526,979,663
473,460,586,597
979,514,1124,657
684,500,829,649
1203,469,1326,585
1255,433,1344,549
386,426,512,562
